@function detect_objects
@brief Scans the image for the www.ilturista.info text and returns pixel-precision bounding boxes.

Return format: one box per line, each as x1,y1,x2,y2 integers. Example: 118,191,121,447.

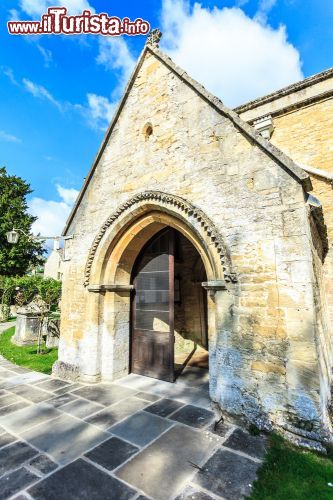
8,8,150,36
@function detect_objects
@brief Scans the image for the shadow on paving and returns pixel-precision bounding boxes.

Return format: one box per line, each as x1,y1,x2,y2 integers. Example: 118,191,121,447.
0,359,267,499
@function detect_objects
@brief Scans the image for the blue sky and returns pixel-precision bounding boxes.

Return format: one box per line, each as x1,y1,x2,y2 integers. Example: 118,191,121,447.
0,0,332,237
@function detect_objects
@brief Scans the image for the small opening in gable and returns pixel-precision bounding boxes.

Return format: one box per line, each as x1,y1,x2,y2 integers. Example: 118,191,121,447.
144,123,153,141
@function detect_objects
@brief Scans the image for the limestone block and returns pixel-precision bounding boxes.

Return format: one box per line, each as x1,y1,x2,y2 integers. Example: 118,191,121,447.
290,261,313,284
282,208,307,236
253,170,278,191
251,360,286,376
287,341,318,364
286,361,320,393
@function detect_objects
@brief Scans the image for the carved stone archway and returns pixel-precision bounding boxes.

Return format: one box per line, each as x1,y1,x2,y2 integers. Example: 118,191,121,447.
84,191,236,288
76,191,235,385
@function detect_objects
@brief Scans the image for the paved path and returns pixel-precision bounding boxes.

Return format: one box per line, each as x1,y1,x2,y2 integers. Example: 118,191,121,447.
0,321,15,335
0,357,267,500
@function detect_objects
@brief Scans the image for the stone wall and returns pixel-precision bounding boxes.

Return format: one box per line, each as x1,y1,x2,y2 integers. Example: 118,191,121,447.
238,87,333,432
270,100,333,342
174,233,207,348
56,49,331,441
174,232,208,365
44,250,63,280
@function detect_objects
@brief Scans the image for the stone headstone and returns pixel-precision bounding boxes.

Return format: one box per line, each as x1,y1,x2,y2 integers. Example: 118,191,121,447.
11,297,48,346
45,318,60,348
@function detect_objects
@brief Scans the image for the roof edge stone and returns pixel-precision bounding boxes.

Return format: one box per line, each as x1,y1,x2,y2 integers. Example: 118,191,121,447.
234,67,333,114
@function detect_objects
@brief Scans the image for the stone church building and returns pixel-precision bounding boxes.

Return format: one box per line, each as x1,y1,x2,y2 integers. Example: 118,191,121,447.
54,33,333,445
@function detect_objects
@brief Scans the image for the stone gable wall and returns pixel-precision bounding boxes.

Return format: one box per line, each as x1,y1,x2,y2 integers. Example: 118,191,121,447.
57,51,330,440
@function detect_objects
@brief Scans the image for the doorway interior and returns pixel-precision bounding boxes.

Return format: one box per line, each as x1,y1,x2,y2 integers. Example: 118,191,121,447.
130,227,209,384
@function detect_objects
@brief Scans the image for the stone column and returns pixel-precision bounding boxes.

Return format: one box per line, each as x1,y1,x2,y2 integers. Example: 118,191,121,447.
202,281,234,404
100,290,132,381
87,284,134,382
78,290,103,383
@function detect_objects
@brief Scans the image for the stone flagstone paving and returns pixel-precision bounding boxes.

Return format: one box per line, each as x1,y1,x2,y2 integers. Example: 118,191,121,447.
0,355,267,499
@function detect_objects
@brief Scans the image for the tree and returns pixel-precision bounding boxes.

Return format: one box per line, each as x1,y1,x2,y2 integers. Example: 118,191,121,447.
0,166,45,276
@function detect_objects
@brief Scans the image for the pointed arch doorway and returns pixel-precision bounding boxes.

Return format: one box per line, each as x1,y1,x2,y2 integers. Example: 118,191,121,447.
131,227,208,383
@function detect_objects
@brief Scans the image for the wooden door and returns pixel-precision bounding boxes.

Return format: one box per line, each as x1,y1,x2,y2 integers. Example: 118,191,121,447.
131,228,174,382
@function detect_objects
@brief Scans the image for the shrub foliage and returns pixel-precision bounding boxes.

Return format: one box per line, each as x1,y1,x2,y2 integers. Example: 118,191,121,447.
0,275,61,309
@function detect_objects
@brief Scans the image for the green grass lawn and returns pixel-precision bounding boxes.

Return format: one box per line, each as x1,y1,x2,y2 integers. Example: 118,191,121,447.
0,327,58,374
250,433,333,499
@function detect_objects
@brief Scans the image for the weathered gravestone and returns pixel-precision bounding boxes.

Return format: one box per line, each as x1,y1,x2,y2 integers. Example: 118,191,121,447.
12,297,48,346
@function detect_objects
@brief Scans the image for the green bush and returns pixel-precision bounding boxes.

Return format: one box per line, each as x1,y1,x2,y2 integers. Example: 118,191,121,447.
0,304,10,322
0,275,61,309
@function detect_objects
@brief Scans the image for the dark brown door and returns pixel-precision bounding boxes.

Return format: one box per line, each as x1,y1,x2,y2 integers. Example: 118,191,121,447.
131,228,174,382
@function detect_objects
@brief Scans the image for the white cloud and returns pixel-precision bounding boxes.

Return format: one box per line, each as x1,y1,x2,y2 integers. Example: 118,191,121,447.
5,68,113,131
2,66,19,86
56,184,79,205
19,0,47,17
7,10,53,67
8,8,21,21
84,93,115,131
0,130,21,143
29,198,70,237
255,0,278,24
74,92,116,132
76,40,135,131
97,36,136,86
29,184,79,237
19,0,93,18
14,0,135,134
36,43,53,67
88,37,136,131
22,78,62,110
160,0,303,107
